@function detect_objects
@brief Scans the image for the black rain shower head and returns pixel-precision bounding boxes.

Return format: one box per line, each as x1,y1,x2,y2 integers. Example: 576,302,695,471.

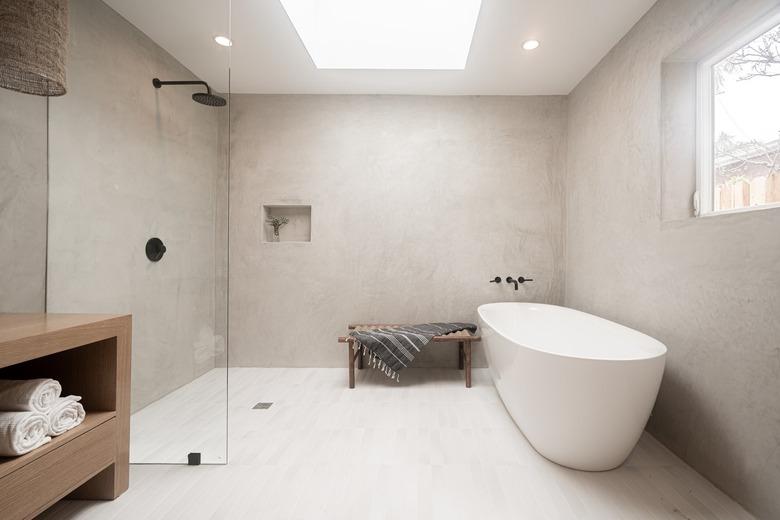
192,92,227,107
152,78,226,107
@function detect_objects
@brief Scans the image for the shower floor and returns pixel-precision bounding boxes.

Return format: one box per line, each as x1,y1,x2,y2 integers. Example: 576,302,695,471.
43,367,752,519
130,369,228,464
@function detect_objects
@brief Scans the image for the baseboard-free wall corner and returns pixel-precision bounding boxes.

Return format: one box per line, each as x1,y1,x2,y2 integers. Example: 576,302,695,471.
262,203,312,243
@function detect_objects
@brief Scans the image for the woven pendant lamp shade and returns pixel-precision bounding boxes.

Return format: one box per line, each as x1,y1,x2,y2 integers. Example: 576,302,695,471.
0,0,68,96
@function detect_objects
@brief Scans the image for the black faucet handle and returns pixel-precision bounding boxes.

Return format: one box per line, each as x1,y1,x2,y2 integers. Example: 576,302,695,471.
517,276,534,284
489,276,501,283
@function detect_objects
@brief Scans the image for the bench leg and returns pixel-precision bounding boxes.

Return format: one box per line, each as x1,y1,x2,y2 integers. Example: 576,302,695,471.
348,341,356,389
358,347,364,369
458,341,464,370
465,341,472,388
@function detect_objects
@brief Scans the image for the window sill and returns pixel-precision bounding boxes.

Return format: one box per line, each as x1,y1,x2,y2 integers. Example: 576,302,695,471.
698,202,780,218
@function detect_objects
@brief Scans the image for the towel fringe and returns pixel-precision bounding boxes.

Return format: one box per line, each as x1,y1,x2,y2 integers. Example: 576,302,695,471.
353,345,403,384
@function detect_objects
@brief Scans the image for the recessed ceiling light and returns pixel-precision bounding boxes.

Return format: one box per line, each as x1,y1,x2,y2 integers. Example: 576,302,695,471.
280,0,482,70
522,40,540,51
214,35,232,47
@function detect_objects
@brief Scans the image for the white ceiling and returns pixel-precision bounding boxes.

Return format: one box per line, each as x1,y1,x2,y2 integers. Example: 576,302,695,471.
104,0,656,95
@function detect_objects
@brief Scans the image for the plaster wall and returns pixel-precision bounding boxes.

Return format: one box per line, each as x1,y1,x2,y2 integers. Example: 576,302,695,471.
565,0,780,517
0,89,47,313
229,94,567,368
46,0,227,412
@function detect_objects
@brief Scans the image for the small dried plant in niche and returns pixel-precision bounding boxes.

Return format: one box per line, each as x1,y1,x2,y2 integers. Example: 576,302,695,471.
266,216,289,241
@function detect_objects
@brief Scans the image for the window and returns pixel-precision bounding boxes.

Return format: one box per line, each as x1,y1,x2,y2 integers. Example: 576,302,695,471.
279,0,482,70
696,11,780,215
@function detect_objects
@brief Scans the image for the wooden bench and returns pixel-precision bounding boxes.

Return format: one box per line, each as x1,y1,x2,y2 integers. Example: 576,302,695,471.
338,324,481,389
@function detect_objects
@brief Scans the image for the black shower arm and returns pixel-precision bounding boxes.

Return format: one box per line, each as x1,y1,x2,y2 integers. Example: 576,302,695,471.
152,79,211,94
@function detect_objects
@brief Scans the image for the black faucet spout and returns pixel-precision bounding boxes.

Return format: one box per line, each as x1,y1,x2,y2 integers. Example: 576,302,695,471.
506,277,519,290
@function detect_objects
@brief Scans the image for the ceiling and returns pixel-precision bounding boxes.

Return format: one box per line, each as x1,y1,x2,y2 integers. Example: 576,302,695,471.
104,0,656,96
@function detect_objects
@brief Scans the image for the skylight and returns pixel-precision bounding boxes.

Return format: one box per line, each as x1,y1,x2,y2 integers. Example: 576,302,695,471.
279,0,482,70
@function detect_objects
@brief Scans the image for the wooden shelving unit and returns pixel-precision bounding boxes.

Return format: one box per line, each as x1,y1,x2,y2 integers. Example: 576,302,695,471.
0,314,131,520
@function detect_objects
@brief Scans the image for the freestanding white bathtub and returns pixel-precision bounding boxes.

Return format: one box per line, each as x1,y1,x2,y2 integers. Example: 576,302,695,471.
478,302,667,471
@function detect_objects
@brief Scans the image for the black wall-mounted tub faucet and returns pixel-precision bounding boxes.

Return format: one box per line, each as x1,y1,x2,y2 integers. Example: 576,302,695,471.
490,275,534,289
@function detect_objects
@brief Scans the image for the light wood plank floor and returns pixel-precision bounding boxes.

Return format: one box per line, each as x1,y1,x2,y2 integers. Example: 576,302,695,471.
41,368,753,519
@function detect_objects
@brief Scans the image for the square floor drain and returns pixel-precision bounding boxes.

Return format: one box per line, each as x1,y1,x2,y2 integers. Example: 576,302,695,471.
253,402,273,409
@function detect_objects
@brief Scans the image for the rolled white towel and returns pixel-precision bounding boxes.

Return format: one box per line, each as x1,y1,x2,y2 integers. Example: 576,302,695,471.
0,379,62,413
0,411,51,456
47,396,85,436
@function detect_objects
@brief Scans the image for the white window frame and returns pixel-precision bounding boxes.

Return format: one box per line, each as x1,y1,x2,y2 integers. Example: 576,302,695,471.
695,9,780,216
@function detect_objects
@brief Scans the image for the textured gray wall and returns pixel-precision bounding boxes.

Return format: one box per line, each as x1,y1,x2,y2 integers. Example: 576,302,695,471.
229,94,567,368
47,0,226,412
0,89,47,313
565,0,780,518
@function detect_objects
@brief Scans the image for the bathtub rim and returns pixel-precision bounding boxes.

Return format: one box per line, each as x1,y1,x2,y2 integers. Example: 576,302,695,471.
477,302,668,363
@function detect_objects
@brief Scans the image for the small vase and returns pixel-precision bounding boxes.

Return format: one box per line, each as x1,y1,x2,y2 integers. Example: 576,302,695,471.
272,232,280,242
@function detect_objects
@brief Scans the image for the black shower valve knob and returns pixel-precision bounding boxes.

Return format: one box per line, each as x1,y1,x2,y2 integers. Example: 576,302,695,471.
145,237,166,262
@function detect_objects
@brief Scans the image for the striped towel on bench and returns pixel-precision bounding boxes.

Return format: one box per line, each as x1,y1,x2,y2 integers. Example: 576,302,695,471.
349,323,477,382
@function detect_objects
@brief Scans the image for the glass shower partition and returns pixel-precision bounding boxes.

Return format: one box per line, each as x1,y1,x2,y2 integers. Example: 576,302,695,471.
46,0,230,464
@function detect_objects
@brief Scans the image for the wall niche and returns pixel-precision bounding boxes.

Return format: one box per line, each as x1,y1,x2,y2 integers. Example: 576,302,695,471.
262,204,312,243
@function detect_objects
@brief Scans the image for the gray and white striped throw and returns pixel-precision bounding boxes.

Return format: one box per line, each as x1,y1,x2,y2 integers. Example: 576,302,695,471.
349,323,477,382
